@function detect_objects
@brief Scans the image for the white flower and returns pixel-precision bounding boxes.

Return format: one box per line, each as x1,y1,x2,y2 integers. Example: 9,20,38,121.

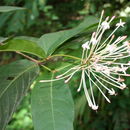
82,41,90,49
103,68,110,75
121,64,128,74
40,11,130,111
94,64,103,72
108,88,116,95
111,66,121,72
118,77,124,82
124,41,129,46
121,83,127,89
116,19,125,27
91,38,97,45
91,105,98,110
101,21,110,30
105,44,117,52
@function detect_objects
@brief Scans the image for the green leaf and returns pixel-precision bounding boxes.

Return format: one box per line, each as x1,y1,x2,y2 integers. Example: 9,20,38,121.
0,60,39,130
0,37,9,43
38,16,98,56
15,36,39,43
0,39,45,58
75,94,86,118
31,73,74,130
0,6,26,12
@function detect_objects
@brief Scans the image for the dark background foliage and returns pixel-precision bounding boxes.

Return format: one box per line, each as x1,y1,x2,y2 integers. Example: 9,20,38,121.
0,0,130,130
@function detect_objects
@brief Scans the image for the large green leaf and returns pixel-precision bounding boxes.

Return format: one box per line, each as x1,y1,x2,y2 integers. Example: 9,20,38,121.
38,16,98,56
0,39,45,58
0,60,39,130
0,37,9,43
15,36,39,43
0,6,25,12
31,74,74,130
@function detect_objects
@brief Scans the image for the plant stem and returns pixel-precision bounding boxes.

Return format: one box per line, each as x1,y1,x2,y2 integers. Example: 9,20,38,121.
16,51,40,64
40,54,81,62
16,51,53,72
41,65,52,72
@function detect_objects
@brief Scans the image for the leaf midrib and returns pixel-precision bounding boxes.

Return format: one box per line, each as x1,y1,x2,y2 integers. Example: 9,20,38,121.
50,75,55,130
0,64,37,99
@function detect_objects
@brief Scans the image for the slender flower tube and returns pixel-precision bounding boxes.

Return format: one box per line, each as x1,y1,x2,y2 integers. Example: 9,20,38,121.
40,11,130,110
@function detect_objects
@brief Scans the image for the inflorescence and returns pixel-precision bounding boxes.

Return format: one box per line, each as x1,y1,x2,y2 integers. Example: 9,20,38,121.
40,10,130,111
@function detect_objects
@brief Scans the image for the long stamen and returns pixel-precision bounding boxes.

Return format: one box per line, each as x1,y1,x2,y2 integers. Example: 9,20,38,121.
96,10,104,33
96,26,121,53
85,70,111,103
77,71,84,92
56,65,80,78
98,71,124,86
88,71,97,106
102,55,130,60
82,70,93,107
64,69,79,83
90,70,115,94
91,69,124,89
81,49,85,64
40,69,78,83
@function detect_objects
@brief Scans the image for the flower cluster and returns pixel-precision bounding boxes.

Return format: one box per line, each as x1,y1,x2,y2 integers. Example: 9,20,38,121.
40,10,130,110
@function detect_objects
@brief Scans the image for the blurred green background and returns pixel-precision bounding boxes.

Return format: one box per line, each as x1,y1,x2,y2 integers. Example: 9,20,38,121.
0,0,130,130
